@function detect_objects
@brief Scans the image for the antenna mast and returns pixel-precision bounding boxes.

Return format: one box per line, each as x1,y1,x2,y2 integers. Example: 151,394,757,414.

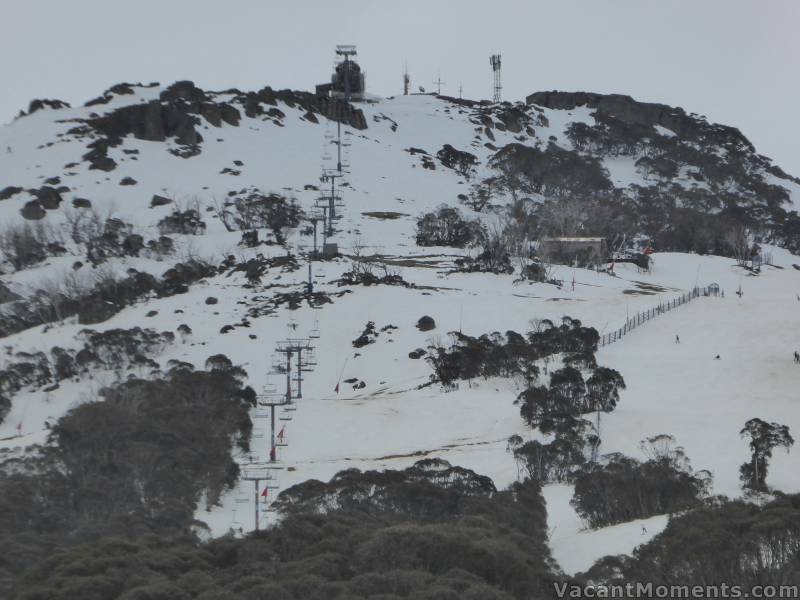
490,54,502,103
403,64,410,95
432,73,446,95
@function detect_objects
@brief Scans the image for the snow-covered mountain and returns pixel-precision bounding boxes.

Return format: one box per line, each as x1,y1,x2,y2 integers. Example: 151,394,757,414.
2,81,800,583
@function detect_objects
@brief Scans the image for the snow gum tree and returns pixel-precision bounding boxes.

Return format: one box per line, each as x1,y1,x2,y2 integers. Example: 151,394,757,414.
740,418,794,492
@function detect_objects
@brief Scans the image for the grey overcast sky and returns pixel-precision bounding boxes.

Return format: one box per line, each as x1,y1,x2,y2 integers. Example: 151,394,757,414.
3,0,798,173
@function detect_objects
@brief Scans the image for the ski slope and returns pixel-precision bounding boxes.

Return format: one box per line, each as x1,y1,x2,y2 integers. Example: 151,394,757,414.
2,85,800,575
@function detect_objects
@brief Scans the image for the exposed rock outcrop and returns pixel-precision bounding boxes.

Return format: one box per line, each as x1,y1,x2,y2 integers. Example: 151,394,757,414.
526,91,752,148
22,98,70,116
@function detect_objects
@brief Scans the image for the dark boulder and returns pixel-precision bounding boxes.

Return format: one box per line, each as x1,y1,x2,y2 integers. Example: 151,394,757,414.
32,186,63,209
119,176,137,186
219,103,241,126
416,315,436,331
0,186,22,200
200,102,222,127
151,194,172,207
72,197,92,208
108,82,135,96
160,80,207,104
20,200,46,220
83,137,120,171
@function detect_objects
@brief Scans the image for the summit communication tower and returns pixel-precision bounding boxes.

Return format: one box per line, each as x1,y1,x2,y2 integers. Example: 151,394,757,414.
490,54,502,103
403,65,410,95
432,74,446,95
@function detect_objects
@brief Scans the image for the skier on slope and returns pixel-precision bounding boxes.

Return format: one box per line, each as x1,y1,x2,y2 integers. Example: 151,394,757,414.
675,334,680,344
794,351,800,364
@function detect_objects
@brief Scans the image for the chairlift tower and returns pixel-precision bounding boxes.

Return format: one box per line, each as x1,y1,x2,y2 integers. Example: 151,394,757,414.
275,338,315,401
318,171,345,238
240,466,277,531
490,54,502,103
334,45,358,174
255,379,291,464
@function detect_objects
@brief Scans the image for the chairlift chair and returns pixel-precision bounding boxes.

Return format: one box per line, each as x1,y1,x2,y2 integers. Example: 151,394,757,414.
262,391,289,405
276,426,288,447
230,510,245,534
234,487,250,504
262,483,281,502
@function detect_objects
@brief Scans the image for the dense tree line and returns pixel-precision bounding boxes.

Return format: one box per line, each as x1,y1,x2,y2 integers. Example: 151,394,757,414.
571,451,710,528
482,116,799,258
0,360,255,597
0,327,175,424
508,364,625,485
426,318,630,489
580,494,800,588
426,317,598,389
12,461,557,600
489,142,613,199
